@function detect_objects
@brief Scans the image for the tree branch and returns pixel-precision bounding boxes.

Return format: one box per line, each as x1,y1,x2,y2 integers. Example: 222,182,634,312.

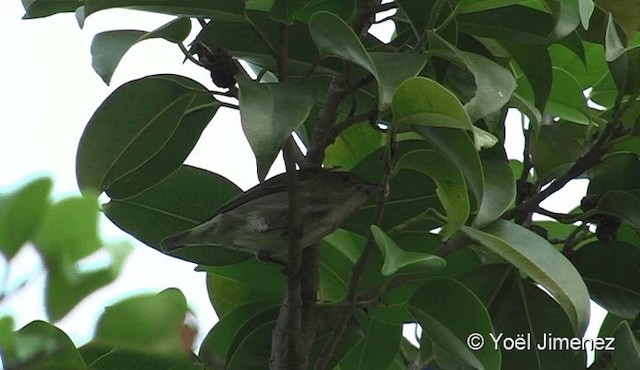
314,127,396,370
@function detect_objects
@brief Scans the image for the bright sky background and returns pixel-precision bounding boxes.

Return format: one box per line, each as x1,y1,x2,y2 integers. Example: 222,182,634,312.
0,0,605,366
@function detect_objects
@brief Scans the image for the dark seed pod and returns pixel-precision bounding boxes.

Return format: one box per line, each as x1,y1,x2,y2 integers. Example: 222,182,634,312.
595,216,621,244
193,41,239,88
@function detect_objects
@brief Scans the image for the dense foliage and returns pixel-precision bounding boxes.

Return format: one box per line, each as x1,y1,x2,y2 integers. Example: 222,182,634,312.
5,0,640,369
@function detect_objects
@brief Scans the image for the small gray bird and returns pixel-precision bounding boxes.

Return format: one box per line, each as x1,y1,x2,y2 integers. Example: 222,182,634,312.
160,169,376,260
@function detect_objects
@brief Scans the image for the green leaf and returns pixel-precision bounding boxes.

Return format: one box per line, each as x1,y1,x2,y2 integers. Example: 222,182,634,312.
413,127,485,211
588,153,640,195
3,321,85,370
226,322,275,370
457,5,555,44
91,18,191,85
337,315,402,370
94,288,189,355
199,301,279,367
579,0,596,29
460,220,591,335
21,0,83,18
0,177,51,258
530,123,584,181
269,0,311,24
76,75,215,194
506,42,553,112
80,344,204,370
106,92,219,200
548,0,581,40
605,12,627,62
595,191,640,230
80,0,245,22
324,122,384,170
613,321,640,370
392,77,473,131
237,77,314,181
199,259,286,305
370,225,446,276
473,150,516,228
103,165,251,266
460,264,586,369
409,278,499,370
34,194,101,261
45,242,132,321
309,11,427,110
572,240,640,319
545,68,590,125
429,32,517,123
458,0,533,13
396,150,470,238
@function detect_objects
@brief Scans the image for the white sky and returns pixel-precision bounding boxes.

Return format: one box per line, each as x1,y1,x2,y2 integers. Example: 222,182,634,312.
0,0,604,365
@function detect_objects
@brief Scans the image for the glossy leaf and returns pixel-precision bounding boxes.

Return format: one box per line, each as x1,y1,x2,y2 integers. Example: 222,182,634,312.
409,278,499,370
507,42,552,112
0,177,51,258
92,18,191,84
572,240,640,319
461,221,590,335
545,68,590,125
429,32,517,123
392,77,473,131
227,322,275,370
103,165,251,266
309,11,427,110
613,321,640,370
413,127,485,210
474,150,516,228
396,149,470,238
370,225,445,276
76,75,215,194
238,77,314,181
80,0,245,23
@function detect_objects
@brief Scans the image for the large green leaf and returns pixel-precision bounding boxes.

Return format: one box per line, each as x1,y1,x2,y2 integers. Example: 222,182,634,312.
530,123,584,181
45,242,131,321
103,165,251,266
460,264,586,369
91,18,191,85
473,149,516,227
595,191,640,230
199,301,279,367
34,195,101,261
460,220,591,335
237,77,314,181
79,0,245,23
309,11,428,110
545,68,590,125
588,153,640,195
572,240,640,319
409,278,499,370
413,127,485,210
80,344,204,370
392,77,473,131
0,177,51,258
429,32,517,123
93,288,189,354
3,321,85,370
337,315,402,370
396,150,470,238
76,75,216,194
613,321,640,370
21,0,83,18
506,42,553,112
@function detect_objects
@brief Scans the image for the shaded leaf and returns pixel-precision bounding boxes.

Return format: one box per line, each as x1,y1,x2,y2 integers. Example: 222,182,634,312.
103,165,251,266
76,75,214,194
3,321,85,370
595,191,640,230
337,315,402,370
309,11,427,110
409,278,499,370
238,77,314,181
613,321,640,370
396,149,470,238
474,149,516,228
92,18,191,84
572,240,640,319
460,220,590,335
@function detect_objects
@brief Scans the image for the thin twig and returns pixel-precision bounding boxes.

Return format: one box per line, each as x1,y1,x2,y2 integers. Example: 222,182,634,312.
314,126,396,370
